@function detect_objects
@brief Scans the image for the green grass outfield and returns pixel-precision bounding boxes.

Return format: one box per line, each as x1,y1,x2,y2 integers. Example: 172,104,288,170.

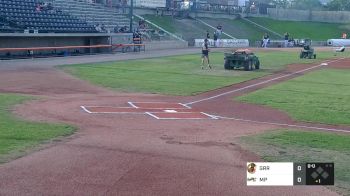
237,68,350,125
238,130,350,195
248,17,349,41
0,94,75,163
62,51,337,96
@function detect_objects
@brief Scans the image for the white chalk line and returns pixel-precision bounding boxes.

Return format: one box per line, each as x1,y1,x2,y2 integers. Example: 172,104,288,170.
86,112,146,114
83,106,136,109
146,111,217,120
81,105,143,114
179,103,192,109
82,106,350,132
213,115,350,133
128,101,191,109
145,112,161,119
185,58,345,106
128,102,139,108
80,106,92,114
201,112,220,120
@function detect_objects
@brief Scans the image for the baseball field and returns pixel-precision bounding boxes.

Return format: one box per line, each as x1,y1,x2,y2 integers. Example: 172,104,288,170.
0,48,349,195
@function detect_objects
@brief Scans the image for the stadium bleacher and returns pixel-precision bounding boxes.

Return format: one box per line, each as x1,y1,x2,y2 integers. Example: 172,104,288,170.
52,0,131,32
0,0,97,33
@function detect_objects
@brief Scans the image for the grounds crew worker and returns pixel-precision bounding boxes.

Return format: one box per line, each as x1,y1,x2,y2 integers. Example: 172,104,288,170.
201,38,211,69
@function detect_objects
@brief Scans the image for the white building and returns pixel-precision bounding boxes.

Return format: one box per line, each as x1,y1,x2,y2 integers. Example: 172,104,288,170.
134,0,166,8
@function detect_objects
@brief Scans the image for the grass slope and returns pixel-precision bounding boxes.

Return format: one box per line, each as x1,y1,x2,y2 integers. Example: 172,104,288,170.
239,130,350,195
0,94,75,163
248,17,348,40
199,18,280,42
143,15,230,41
62,51,335,96
142,15,177,34
143,15,346,42
237,68,350,125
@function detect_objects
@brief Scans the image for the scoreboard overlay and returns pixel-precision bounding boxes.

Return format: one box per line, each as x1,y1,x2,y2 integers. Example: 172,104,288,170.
247,162,334,186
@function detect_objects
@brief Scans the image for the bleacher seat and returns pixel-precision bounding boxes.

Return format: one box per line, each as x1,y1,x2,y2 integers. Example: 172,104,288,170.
53,0,132,32
0,0,97,33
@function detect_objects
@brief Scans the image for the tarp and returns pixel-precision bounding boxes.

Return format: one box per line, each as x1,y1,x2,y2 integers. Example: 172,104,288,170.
327,39,350,46
195,39,249,48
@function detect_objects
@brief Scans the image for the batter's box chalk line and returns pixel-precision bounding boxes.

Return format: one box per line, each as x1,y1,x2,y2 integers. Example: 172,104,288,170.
80,102,218,120
80,106,144,114
128,101,191,109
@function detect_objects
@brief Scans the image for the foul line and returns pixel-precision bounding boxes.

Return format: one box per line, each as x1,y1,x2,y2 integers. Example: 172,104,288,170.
214,115,350,133
185,58,345,106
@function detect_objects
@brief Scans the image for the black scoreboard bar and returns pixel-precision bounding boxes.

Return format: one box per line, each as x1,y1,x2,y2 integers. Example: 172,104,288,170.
294,162,334,185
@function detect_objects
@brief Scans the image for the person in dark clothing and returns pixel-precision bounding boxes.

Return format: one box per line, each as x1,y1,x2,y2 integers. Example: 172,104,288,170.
201,38,211,69
213,31,218,47
284,32,289,48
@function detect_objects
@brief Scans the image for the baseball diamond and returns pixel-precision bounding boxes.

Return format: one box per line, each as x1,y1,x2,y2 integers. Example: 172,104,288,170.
1,1,350,195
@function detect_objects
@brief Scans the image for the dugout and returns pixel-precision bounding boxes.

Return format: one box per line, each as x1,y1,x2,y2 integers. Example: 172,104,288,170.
0,33,133,59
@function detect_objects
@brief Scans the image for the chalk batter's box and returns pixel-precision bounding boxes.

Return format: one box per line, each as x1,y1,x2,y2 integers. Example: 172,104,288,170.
246,162,334,186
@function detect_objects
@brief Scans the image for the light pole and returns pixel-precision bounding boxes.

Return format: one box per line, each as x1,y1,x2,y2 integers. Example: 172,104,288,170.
129,0,134,32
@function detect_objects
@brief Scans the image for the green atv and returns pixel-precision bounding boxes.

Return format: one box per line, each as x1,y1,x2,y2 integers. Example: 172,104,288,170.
224,49,260,71
299,39,316,59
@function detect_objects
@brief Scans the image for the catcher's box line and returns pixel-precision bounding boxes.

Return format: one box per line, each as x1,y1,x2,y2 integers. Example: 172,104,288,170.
145,112,218,120
214,115,350,133
185,58,345,106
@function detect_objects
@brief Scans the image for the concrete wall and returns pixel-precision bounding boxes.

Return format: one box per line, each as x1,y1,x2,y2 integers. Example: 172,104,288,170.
144,40,188,50
190,11,238,19
267,8,350,23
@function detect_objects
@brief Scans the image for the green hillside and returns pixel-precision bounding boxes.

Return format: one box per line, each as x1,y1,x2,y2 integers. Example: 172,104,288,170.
142,15,230,43
142,14,348,43
199,18,280,42
248,17,349,40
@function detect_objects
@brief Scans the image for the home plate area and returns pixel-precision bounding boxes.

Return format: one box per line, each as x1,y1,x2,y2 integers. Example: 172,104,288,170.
81,102,217,120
